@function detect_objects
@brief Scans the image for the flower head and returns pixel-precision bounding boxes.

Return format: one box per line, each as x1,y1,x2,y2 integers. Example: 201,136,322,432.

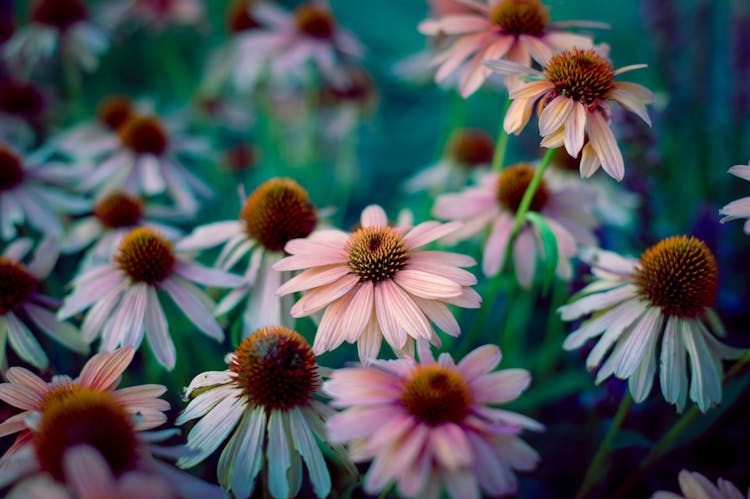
324,343,542,498
434,164,598,287
419,0,603,97
651,470,748,499
560,237,744,412
490,48,655,180
720,162,750,233
178,326,343,499
274,205,481,361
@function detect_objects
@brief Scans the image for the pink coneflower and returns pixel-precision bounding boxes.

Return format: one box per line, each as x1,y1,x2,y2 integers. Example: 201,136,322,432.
177,178,318,334
234,1,364,87
2,0,108,73
560,237,744,412
404,128,495,194
274,205,481,361
177,326,347,499
0,142,88,240
720,162,750,233
488,48,654,180
58,227,244,370
0,348,167,458
651,470,748,499
325,343,542,498
0,237,88,370
419,0,602,97
78,112,213,214
433,163,598,287
0,78,46,144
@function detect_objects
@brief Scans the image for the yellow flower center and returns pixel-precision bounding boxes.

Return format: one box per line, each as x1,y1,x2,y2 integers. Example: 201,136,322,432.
115,228,176,285
0,257,37,314
229,327,319,411
633,236,718,318
545,49,615,105
294,3,335,39
496,163,549,213
490,0,549,36
97,95,134,131
33,388,139,482
240,178,317,252
228,0,261,33
94,191,144,229
31,0,87,30
346,226,409,283
446,129,495,167
118,115,169,156
0,146,24,191
402,365,472,426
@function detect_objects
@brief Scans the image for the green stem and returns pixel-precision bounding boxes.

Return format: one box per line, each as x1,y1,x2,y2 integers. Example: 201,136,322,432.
490,95,512,171
535,278,569,378
377,482,396,499
575,392,632,499
458,274,506,358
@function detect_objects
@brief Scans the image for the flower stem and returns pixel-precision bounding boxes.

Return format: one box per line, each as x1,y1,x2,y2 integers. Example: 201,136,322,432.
611,349,750,499
575,392,632,499
377,482,396,499
490,95,511,172
510,148,555,237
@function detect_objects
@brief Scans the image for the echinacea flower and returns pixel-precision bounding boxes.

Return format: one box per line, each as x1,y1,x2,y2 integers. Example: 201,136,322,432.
651,470,748,499
0,237,87,370
79,112,213,214
560,236,745,412
434,163,598,287
2,0,108,73
324,342,542,499
403,128,495,194
58,227,244,370
0,350,224,499
177,178,318,334
419,0,602,97
488,48,654,181
274,205,481,361
0,142,88,240
720,162,750,233
177,326,348,499
0,347,167,458
0,78,46,145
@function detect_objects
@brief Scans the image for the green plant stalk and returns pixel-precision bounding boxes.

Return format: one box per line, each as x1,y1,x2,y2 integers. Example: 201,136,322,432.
377,482,396,499
491,95,512,172
575,392,633,499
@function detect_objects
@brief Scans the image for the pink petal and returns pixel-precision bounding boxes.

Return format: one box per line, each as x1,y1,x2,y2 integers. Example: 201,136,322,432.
78,347,135,391
539,95,573,136
564,101,587,156
290,273,359,316
457,344,501,381
393,269,463,299
276,264,350,295
404,221,461,249
361,205,388,227
587,111,625,181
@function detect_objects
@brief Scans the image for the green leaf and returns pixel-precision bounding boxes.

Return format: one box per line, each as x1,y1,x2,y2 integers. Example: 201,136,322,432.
525,211,559,294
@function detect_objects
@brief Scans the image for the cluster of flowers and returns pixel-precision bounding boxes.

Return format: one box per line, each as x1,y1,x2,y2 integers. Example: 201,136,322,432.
0,0,748,498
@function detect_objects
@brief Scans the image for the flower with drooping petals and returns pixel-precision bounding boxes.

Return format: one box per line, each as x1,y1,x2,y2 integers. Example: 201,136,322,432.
419,0,603,97
434,163,598,288
0,237,88,370
177,326,349,499
274,205,481,361
325,342,542,498
559,237,745,412
0,142,88,240
487,48,654,180
177,178,318,335
58,227,244,370
720,161,750,234
651,470,748,499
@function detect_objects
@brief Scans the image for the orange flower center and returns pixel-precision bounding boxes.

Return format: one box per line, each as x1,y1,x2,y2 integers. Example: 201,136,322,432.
346,226,409,283
633,236,718,318
229,327,319,411
0,80,44,118
118,115,169,156
97,95,134,131
402,365,472,426
0,257,37,314
490,0,549,36
294,3,335,40
0,146,25,191
31,0,87,29
228,0,261,33
33,388,139,482
94,192,144,229
224,144,257,173
496,163,549,213
446,129,495,167
240,178,317,252
115,228,176,285
545,49,615,105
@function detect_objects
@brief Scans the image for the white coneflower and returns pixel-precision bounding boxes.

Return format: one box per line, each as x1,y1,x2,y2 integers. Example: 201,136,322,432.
720,161,750,234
